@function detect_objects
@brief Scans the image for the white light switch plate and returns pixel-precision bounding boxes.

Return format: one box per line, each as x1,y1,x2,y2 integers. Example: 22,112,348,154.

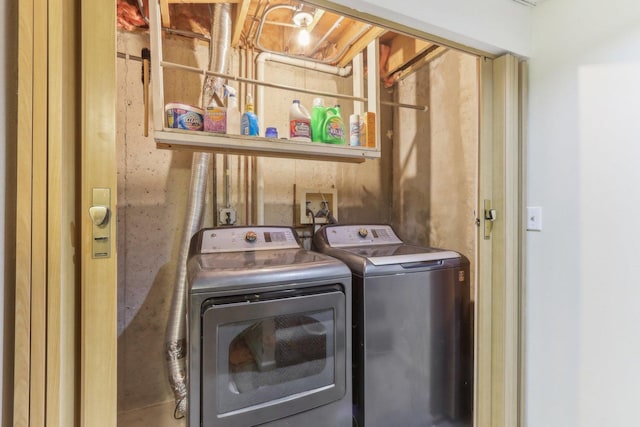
527,206,543,231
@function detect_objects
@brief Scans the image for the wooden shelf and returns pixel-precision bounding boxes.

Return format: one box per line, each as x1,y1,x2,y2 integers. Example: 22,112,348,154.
154,129,379,163
148,0,382,164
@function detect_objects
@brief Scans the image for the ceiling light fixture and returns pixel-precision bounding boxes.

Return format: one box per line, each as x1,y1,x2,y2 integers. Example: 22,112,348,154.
293,11,313,47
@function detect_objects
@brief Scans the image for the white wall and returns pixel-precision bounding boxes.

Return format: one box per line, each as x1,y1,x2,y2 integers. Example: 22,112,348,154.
327,0,532,56
527,1,640,426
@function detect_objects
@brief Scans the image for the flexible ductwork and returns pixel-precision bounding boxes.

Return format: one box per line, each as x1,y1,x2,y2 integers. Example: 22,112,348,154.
165,3,231,418
202,3,232,108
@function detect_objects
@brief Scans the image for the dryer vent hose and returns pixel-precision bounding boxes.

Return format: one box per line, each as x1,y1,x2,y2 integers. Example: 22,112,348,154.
165,152,210,418
164,2,231,418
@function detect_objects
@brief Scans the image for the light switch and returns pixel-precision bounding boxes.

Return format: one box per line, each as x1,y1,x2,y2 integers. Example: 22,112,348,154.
527,206,543,231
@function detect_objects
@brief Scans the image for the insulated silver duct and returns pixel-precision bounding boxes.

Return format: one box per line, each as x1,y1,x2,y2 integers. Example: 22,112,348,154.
165,3,231,418
165,151,210,418
202,3,232,108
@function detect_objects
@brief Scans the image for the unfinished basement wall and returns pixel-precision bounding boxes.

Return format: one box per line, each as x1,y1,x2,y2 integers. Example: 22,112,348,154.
392,49,478,279
116,30,391,425
259,61,393,227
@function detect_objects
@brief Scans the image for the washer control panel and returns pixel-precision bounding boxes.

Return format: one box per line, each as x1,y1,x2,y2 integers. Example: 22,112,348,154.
324,224,403,248
199,227,300,253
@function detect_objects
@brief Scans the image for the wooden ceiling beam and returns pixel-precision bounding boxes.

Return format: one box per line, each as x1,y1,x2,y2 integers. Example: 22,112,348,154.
385,35,434,76
308,9,324,32
392,46,447,81
338,26,386,68
232,0,251,47
160,0,171,27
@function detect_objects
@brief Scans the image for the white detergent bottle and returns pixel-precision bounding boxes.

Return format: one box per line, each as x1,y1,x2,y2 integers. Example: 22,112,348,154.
289,100,311,142
225,85,240,135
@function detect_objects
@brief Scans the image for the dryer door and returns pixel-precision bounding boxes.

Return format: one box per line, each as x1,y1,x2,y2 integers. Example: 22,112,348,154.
200,285,347,427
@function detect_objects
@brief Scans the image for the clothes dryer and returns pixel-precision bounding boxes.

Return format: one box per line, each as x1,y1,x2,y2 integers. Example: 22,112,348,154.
187,226,352,427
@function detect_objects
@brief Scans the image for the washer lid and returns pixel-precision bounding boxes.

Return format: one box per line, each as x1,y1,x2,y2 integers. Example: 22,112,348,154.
341,244,460,266
316,224,460,266
188,227,351,293
194,247,331,270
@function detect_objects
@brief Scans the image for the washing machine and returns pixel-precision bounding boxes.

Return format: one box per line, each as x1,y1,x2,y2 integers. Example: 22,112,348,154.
187,226,352,427
314,224,473,427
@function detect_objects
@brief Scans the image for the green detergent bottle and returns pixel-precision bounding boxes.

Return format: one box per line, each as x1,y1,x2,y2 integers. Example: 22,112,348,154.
321,105,345,144
311,97,326,142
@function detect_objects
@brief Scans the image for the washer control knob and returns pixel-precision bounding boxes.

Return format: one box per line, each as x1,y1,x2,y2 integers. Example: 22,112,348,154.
358,228,369,238
245,231,258,242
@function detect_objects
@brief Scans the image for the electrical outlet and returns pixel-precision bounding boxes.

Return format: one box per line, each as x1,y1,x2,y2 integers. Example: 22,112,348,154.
219,208,237,226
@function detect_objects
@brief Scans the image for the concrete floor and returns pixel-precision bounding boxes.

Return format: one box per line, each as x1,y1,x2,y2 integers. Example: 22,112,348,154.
118,400,184,427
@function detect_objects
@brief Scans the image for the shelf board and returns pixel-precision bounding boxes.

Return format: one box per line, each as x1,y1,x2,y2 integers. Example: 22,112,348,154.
154,129,380,163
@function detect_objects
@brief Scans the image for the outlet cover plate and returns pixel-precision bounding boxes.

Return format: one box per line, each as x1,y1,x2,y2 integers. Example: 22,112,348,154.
296,187,337,225
219,207,237,226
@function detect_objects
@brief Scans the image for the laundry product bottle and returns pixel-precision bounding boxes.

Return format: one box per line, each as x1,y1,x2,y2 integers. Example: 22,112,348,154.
311,97,326,142
289,100,311,142
321,104,345,144
241,94,260,136
225,85,241,135
349,113,360,146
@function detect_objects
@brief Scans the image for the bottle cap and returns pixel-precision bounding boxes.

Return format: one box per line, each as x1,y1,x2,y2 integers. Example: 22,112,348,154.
265,127,278,138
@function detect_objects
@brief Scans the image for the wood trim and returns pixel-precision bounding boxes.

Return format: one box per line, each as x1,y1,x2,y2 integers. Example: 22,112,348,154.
14,0,35,423
16,1,81,424
502,53,522,427
80,1,118,425
518,60,529,427
47,0,79,424
476,53,523,427
47,0,63,422
476,55,494,427
490,53,522,427
15,0,50,423
30,0,48,422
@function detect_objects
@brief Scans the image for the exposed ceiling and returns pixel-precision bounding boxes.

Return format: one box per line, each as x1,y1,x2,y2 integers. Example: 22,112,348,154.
117,0,445,86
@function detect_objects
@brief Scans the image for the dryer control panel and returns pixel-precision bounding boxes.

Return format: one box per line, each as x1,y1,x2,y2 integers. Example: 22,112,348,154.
323,224,403,248
199,227,300,253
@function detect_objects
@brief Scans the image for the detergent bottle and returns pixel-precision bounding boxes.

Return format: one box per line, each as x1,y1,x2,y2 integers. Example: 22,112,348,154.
321,104,345,144
289,100,311,142
311,97,326,143
241,94,259,136
225,85,240,135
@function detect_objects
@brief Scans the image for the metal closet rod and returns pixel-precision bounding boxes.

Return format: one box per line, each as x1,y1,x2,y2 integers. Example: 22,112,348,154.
117,51,143,62
160,60,429,112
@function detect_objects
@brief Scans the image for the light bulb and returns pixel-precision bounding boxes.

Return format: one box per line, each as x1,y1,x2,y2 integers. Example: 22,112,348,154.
298,28,310,46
